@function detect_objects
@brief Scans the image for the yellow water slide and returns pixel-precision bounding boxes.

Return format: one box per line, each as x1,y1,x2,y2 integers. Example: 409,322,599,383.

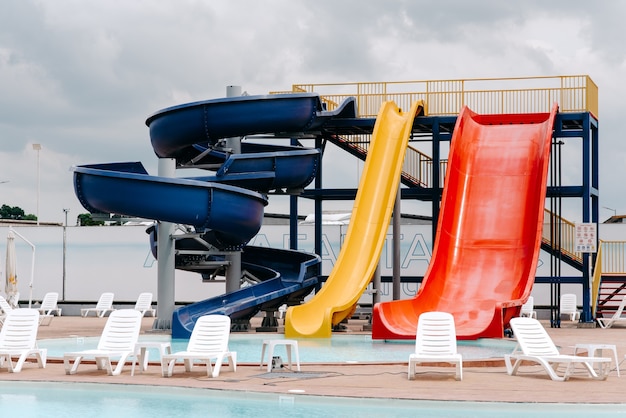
285,100,423,338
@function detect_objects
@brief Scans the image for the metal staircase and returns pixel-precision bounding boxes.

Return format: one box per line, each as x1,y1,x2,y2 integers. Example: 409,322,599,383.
279,75,606,322
326,132,437,188
325,109,626,324
540,209,583,270
593,241,626,320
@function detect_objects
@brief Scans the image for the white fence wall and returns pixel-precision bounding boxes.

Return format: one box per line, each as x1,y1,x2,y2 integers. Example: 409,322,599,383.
2,222,617,306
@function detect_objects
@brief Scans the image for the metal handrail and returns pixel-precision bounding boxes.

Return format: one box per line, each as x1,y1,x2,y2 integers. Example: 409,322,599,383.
282,75,597,117
332,133,441,188
273,75,596,188
598,240,626,274
592,241,626,316
541,208,581,262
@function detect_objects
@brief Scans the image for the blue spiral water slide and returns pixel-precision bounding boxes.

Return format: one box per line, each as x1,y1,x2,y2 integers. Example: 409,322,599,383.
73,93,357,338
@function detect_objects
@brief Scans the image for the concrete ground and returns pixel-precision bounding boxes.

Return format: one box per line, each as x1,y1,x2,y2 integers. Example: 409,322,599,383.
1,315,626,404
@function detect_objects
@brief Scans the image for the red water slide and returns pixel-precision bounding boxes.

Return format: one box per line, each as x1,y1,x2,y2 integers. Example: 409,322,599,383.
372,104,558,340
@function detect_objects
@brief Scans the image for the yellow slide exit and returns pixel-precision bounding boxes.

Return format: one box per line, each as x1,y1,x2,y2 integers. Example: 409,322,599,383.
285,100,423,338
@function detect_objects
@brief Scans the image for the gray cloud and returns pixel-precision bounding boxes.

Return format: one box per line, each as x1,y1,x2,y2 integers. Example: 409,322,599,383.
0,0,624,223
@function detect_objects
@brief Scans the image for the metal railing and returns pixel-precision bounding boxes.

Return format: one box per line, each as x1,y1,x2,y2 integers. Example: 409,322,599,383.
592,244,603,316
536,213,626,275
541,209,581,263
591,241,626,316
282,75,598,117
275,75,597,188
404,146,446,188
334,134,443,188
599,240,626,274
284,77,618,321
282,77,609,271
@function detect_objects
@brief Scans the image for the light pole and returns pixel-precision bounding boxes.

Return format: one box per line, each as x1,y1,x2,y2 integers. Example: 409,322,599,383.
62,208,69,301
32,144,42,225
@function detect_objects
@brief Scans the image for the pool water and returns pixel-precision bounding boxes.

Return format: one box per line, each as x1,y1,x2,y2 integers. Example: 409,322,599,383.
0,381,624,417
38,333,517,363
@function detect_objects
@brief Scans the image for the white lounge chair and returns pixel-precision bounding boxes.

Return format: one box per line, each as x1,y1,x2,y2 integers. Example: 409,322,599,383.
134,292,156,317
408,311,463,381
597,295,626,329
64,309,142,376
0,309,47,373
0,295,13,326
0,295,13,313
520,296,537,319
38,292,61,325
161,314,236,378
81,292,116,318
560,293,580,322
505,317,611,381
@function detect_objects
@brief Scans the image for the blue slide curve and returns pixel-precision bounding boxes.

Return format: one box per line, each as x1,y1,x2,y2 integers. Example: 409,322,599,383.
73,93,356,338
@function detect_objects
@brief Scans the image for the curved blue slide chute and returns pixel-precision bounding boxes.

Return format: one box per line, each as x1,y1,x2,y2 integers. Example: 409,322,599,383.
74,162,268,248
73,93,357,338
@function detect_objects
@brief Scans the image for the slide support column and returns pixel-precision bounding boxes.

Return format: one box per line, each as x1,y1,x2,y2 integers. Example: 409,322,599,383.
154,157,176,330
225,85,242,293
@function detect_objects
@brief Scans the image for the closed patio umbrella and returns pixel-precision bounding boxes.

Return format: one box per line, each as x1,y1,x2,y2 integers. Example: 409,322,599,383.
5,229,18,308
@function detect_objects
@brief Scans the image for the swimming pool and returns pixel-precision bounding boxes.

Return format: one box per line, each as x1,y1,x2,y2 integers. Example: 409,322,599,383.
0,381,624,417
38,333,517,363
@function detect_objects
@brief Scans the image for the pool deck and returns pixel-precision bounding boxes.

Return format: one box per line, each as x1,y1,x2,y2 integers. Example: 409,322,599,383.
1,316,625,404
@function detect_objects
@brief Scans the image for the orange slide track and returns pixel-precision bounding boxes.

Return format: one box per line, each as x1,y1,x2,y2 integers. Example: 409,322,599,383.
372,103,558,340
285,100,423,338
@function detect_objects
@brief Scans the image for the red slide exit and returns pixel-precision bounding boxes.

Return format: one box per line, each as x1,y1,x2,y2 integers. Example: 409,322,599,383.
372,104,558,340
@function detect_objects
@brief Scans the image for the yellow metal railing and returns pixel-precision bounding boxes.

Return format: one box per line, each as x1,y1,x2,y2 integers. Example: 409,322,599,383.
598,240,626,274
273,75,597,188
591,241,626,315
541,209,581,262
403,146,446,188
537,217,626,316
334,134,441,187
538,213,626,274
592,243,603,316
283,75,598,117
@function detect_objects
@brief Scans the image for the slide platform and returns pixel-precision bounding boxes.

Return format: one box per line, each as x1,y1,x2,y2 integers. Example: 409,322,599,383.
285,101,424,338
372,104,558,340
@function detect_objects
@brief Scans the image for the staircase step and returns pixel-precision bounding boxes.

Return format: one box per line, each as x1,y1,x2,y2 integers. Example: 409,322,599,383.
596,275,626,320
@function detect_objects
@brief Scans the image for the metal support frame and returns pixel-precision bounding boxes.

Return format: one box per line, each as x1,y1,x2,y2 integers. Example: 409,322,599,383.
299,112,599,320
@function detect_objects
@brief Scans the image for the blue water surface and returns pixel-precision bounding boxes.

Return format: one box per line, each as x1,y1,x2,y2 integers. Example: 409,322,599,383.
38,333,517,363
1,381,624,418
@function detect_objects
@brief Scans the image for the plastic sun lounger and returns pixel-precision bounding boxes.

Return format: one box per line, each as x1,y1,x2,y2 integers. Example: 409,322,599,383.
0,295,13,327
408,311,463,381
64,309,142,376
520,296,537,319
81,292,116,318
0,309,47,373
38,292,62,326
506,317,611,382
560,293,580,322
161,314,236,378
134,292,156,317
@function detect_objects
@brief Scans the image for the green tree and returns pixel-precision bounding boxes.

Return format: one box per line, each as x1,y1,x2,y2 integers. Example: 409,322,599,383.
77,213,105,226
0,204,37,220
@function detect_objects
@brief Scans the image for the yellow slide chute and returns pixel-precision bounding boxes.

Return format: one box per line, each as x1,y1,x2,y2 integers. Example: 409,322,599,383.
285,100,422,338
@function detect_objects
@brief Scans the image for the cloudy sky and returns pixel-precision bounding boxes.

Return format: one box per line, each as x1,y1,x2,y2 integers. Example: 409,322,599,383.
1,0,625,225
